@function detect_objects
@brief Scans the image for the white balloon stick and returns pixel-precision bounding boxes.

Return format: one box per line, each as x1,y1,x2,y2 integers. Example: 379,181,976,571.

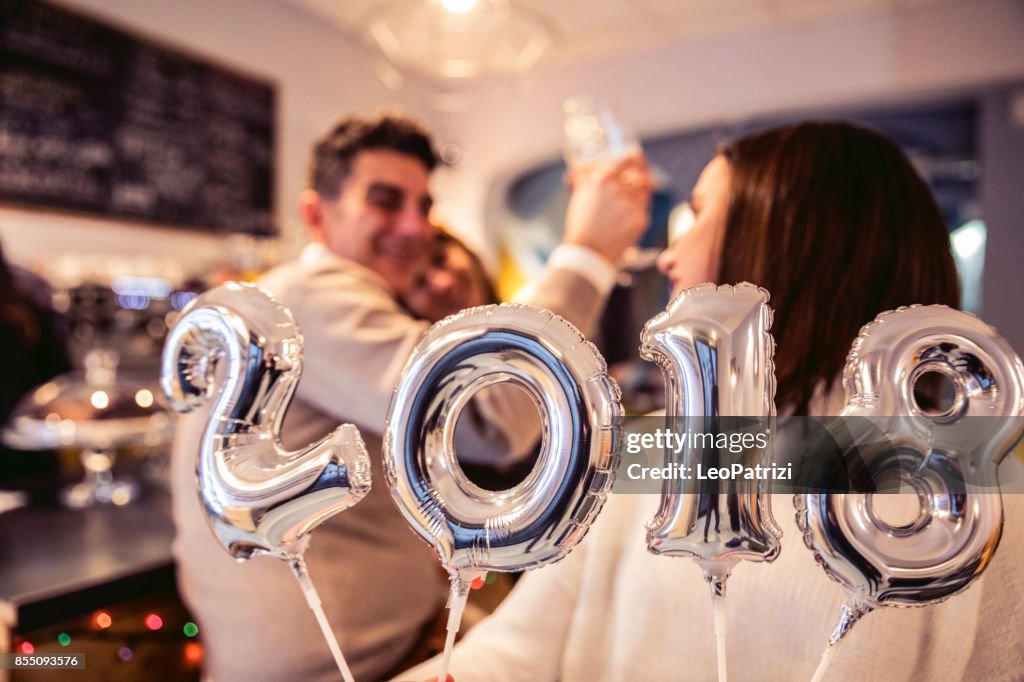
712,593,728,682
437,571,484,682
290,557,357,682
809,643,837,682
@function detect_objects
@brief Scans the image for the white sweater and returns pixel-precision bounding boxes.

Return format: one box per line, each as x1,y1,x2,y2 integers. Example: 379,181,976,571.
399,460,1024,682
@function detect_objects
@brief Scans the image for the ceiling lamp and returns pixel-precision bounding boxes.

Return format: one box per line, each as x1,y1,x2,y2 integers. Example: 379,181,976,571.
365,0,559,81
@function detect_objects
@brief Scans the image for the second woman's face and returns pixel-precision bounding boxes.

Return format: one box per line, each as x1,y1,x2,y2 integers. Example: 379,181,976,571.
657,155,732,297
403,236,492,322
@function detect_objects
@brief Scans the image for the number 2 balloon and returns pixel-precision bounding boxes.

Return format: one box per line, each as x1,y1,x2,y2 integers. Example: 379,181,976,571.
161,282,372,682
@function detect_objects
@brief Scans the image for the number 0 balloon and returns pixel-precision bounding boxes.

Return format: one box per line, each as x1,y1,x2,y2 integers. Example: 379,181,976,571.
161,281,372,682
797,305,1024,682
384,303,621,682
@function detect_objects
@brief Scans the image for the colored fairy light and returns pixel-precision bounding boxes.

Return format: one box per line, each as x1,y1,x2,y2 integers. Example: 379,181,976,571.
183,642,203,666
19,641,35,654
144,613,164,630
470,575,486,590
57,632,71,646
94,611,113,629
183,622,199,638
118,646,133,662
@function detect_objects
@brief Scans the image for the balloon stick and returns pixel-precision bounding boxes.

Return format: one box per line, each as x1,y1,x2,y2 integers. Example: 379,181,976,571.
810,600,868,682
290,556,356,682
712,592,728,682
438,572,483,682
704,570,729,682
810,645,837,682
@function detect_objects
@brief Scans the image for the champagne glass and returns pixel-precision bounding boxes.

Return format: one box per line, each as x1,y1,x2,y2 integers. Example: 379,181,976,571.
563,96,658,271
563,96,641,168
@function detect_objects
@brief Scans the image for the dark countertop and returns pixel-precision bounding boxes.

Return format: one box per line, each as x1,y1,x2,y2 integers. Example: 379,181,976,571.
0,489,175,632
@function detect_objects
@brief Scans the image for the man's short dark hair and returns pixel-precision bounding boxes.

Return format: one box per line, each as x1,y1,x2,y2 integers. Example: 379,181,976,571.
309,114,439,198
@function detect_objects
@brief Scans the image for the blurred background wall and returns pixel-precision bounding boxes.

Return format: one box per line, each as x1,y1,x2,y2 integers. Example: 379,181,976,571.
0,0,1022,345
0,0,440,265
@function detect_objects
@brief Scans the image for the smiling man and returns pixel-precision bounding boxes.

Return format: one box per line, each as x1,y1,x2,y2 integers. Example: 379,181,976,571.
300,119,437,293
171,113,652,682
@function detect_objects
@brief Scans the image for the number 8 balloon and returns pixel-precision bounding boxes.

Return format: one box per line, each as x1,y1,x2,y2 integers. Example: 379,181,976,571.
384,304,621,682
161,282,372,682
796,305,1024,682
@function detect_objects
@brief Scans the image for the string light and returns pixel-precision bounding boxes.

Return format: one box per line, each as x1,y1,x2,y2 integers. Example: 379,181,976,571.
57,633,71,647
19,641,35,654
183,622,199,638
144,613,163,631
134,389,154,408
183,642,204,667
118,647,133,662
94,611,113,629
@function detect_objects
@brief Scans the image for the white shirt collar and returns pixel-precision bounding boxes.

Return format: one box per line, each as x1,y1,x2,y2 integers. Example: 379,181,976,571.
299,241,329,267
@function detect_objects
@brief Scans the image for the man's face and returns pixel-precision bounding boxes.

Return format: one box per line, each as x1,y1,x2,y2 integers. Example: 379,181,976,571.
311,149,434,290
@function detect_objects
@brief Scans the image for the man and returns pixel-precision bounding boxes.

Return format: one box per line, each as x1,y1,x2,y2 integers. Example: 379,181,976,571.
171,114,652,681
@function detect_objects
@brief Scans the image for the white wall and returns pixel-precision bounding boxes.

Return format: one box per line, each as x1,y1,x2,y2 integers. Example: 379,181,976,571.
0,0,439,272
429,0,1024,265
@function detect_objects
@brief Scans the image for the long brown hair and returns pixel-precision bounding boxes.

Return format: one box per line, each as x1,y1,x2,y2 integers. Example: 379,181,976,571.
717,121,960,414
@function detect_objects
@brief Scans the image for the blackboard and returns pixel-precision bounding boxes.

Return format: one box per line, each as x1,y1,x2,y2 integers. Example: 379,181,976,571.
0,0,276,235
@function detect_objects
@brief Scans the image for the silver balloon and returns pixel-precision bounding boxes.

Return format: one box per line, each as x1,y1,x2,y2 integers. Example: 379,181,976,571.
161,281,372,561
640,283,782,595
383,302,621,575
384,302,622,681
796,304,1024,652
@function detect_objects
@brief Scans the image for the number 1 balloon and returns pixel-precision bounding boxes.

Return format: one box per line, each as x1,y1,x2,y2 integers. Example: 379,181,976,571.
796,305,1024,682
161,281,372,682
384,304,621,682
640,283,782,682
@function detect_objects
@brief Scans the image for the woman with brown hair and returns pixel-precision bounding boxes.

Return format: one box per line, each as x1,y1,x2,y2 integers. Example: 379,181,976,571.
400,121,1021,681
401,229,499,323
658,121,960,415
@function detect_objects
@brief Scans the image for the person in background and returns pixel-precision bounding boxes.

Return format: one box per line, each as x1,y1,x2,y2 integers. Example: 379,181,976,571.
401,226,550,498
171,113,653,682
0,242,70,485
401,229,498,322
400,121,1023,681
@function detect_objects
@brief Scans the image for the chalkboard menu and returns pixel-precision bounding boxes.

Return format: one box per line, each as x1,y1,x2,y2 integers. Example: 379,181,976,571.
0,0,276,235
